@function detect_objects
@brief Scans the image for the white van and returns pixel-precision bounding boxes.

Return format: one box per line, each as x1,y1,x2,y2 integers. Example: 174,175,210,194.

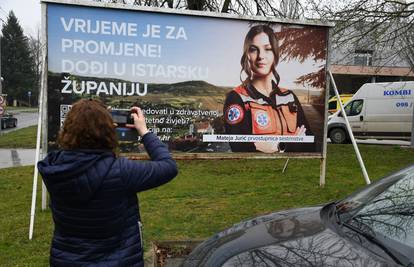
327,81,414,144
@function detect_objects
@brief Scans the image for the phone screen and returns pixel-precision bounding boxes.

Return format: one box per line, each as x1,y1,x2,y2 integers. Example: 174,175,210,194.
112,114,127,124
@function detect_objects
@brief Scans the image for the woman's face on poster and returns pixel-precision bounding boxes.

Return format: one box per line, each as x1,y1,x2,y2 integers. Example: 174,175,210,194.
248,32,275,79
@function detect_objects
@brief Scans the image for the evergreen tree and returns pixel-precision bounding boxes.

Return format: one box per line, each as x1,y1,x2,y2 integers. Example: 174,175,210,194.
1,11,36,105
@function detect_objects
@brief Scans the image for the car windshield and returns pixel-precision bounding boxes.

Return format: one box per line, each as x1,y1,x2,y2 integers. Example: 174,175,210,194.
336,165,414,250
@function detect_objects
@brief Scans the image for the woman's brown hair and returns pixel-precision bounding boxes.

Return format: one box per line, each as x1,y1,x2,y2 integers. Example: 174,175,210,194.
58,99,118,151
240,24,280,86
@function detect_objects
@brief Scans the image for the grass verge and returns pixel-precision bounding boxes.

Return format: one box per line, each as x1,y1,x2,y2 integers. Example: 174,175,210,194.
0,126,37,148
3,107,38,112
0,144,413,266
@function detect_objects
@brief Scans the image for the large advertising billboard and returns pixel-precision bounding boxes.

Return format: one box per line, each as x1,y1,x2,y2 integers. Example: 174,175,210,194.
46,1,330,156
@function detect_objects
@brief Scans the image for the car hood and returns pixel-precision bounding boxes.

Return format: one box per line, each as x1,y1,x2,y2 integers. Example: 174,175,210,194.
183,206,394,267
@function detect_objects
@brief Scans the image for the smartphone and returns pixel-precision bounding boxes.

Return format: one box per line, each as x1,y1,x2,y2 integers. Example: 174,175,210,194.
111,109,134,126
110,109,138,141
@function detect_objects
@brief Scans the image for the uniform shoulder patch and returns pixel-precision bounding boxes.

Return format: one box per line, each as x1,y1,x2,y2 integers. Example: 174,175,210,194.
254,110,270,128
225,104,244,125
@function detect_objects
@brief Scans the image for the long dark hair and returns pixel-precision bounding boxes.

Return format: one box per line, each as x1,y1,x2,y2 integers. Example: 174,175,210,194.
58,99,118,152
240,25,280,86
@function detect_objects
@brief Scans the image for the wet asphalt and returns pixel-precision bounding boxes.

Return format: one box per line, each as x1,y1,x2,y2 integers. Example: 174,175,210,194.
0,111,39,168
0,149,39,168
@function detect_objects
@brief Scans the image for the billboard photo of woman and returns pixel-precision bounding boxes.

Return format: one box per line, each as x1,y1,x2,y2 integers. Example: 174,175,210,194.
223,25,314,153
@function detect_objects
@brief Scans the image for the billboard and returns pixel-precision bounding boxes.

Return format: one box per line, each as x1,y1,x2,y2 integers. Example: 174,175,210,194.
45,0,330,157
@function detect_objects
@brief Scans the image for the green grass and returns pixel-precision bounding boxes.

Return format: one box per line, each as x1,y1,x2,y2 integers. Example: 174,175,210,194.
3,107,38,112
0,144,413,266
0,126,37,148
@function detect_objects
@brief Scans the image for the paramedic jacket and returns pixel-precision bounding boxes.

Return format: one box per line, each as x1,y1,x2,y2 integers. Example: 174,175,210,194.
223,82,314,152
37,132,178,267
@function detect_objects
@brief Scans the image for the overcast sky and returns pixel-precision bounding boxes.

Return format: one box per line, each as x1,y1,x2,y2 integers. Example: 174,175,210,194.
0,0,41,36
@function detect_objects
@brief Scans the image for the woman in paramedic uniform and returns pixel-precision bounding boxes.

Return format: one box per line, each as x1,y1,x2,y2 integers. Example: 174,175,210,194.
223,24,312,153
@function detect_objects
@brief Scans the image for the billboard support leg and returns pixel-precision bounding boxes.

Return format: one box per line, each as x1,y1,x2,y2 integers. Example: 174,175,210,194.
29,73,44,240
41,181,47,210
40,1,49,211
282,158,289,173
320,158,326,187
328,71,370,185
29,2,48,239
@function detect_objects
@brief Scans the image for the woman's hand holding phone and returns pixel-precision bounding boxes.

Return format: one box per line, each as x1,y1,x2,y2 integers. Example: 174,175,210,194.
130,107,149,137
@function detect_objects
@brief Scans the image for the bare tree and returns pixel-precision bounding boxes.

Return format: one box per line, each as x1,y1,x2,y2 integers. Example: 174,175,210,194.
28,29,42,105
305,0,414,68
401,28,414,68
92,0,173,8
90,0,306,19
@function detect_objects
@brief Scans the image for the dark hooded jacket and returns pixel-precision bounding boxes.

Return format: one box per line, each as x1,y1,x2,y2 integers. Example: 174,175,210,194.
37,133,178,267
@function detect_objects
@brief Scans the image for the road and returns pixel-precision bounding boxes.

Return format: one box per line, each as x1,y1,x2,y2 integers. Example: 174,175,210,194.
1,110,38,133
0,110,40,168
0,149,38,168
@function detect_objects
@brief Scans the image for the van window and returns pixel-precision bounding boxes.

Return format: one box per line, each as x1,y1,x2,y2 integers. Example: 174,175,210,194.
345,100,364,116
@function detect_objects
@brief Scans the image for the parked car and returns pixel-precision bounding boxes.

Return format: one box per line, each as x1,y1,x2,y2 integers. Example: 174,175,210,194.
183,165,414,267
328,81,414,144
1,113,17,129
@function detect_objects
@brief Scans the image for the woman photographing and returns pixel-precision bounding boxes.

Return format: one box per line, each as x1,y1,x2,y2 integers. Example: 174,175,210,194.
38,99,178,266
